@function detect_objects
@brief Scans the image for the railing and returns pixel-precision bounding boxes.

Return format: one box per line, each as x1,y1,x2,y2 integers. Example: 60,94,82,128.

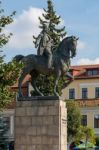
75,98,99,107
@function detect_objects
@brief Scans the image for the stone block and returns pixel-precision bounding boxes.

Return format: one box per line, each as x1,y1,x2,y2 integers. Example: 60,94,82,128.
52,137,59,144
31,136,41,144
20,145,27,150
53,116,59,125
53,145,59,150
36,117,43,125
15,145,22,150
22,101,33,107
15,107,26,116
36,145,42,150
41,126,48,135
26,107,38,116
48,106,59,115
36,126,41,135
15,127,26,135
48,126,59,136
27,145,36,150
26,126,37,135
41,136,48,144
42,116,53,125
21,117,32,126
15,117,21,126
38,107,48,116
16,101,22,107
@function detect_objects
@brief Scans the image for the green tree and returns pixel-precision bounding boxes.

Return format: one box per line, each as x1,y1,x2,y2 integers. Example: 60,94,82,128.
81,126,95,150
66,100,82,142
0,2,21,110
0,1,16,48
67,101,95,149
32,0,67,96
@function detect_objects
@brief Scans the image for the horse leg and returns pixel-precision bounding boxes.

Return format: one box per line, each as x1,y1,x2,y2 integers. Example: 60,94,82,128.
66,71,74,80
18,68,28,97
31,73,44,96
54,70,61,97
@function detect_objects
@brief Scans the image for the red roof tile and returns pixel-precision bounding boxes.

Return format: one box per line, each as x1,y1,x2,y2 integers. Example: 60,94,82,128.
70,64,99,78
71,64,99,70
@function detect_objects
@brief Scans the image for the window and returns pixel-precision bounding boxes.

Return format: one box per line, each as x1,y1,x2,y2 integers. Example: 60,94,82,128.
1,116,14,137
94,114,99,128
0,116,10,139
81,115,87,126
95,87,99,98
3,117,10,136
82,88,87,99
87,70,98,76
69,88,75,99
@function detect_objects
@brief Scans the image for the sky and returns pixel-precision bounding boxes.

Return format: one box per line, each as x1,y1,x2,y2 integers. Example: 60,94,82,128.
2,0,99,65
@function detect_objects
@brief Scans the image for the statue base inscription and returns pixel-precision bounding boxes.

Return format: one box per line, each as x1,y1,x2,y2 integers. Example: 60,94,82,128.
14,97,67,150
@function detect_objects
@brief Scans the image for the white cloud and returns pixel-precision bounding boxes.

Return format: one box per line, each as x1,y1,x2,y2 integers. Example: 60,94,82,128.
4,7,66,50
77,40,86,50
76,58,99,65
5,7,44,50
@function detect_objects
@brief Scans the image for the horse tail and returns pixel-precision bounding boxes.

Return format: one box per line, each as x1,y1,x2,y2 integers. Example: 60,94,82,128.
13,55,24,62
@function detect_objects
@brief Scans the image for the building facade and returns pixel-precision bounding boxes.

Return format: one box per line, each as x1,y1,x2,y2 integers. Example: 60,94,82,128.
62,64,99,137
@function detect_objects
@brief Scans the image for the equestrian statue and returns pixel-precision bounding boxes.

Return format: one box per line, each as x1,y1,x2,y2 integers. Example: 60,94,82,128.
14,34,78,97
34,24,53,69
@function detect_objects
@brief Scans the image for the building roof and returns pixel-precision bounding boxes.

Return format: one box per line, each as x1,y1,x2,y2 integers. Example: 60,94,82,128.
71,64,99,70
71,64,99,79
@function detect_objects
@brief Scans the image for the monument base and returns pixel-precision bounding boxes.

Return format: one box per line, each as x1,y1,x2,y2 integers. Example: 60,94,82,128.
15,97,67,150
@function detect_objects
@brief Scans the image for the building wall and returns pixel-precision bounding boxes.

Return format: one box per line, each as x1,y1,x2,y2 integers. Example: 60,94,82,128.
62,78,99,137
81,107,99,137
62,78,99,99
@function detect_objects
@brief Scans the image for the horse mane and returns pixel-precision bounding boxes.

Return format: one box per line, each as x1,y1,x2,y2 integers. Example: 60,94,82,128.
13,55,24,62
56,37,69,53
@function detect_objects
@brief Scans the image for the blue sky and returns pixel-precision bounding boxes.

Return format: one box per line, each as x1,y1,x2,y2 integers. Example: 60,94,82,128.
2,0,99,65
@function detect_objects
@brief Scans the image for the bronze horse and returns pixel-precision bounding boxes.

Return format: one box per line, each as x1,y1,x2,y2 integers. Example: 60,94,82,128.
15,36,78,97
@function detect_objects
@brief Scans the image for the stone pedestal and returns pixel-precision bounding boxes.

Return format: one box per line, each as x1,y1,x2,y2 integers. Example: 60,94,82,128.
14,97,67,150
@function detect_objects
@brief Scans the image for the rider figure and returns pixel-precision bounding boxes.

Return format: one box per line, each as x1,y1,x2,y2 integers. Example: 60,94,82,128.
36,24,52,68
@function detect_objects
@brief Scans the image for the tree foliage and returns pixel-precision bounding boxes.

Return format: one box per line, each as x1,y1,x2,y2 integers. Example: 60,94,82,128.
67,100,95,149
81,126,95,149
0,1,16,48
66,100,82,142
0,2,21,110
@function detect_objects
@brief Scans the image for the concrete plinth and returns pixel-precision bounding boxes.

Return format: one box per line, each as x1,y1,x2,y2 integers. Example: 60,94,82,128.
14,97,67,150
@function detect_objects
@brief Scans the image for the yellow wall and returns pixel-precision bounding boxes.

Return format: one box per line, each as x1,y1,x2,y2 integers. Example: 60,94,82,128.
62,78,99,99
62,78,99,137
81,107,99,137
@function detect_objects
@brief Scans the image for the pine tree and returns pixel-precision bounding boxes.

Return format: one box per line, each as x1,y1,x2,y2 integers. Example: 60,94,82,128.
32,0,68,96
33,0,66,51
0,116,9,150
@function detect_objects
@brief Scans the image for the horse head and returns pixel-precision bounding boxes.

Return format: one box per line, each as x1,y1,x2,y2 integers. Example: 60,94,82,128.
56,36,78,59
66,36,79,58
